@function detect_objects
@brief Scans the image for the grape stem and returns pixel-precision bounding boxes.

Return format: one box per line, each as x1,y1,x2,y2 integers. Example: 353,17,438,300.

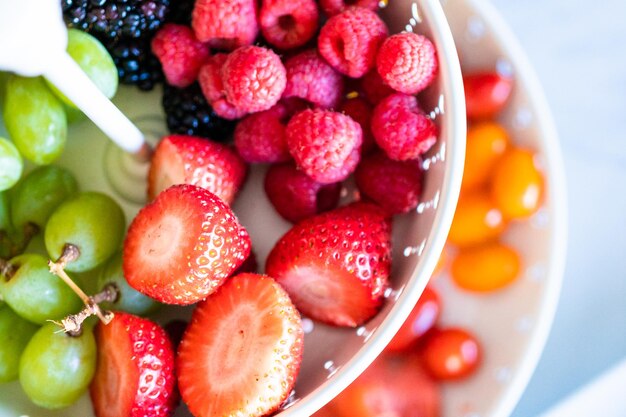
0,258,16,280
51,284,119,336
48,243,113,326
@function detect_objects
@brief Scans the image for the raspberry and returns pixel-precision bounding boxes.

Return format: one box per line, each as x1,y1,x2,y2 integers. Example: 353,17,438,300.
283,50,345,109
222,46,287,113
151,24,209,88
355,152,424,214
377,32,438,95
234,103,291,163
339,96,375,154
361,69,395,105
319,0,379,16
260,0,320,50
286,109,362,183
371,93,438,160
318,7,388,78
265,162,342,223
198,54,247,120
192,0,259,50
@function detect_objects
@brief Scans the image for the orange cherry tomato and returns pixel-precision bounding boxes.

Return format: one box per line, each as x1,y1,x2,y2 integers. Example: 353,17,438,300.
490,148,544,219
420,327,481,381
464,72,514,120
462,121,510,193
385,286,441,353
447,191,506,247
451,242,521,292
326,353,440,417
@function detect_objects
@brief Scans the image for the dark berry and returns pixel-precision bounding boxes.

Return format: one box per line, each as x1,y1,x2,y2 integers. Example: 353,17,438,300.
162,83,236,141
108,37,164,90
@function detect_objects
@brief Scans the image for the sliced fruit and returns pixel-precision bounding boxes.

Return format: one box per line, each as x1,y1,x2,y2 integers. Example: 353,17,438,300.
177,273,303,417
266,202,392,327
123,184,251,305
90,312,178,417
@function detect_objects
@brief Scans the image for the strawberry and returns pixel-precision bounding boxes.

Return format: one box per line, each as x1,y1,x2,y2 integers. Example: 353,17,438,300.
123,184,251,305
265,202,392,327
177,273,304,417
147,134,247,205
90,312,178,417
324,353,440,417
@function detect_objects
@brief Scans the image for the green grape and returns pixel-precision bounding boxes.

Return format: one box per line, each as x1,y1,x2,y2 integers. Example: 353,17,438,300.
98,252,160,315
47,29,118,110
0,304,38,382
19,323,96,409
0,136,23,191
0,191,13,259
3,75,67,165
1,254,83,325
10,165,78,233
45,191,125,272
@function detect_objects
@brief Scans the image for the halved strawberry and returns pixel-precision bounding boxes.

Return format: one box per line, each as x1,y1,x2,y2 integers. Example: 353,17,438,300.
324,352,440,417
123,184,251,305
265,202,392,327
90,312,177,417
147,134,247,205
177,273,304,417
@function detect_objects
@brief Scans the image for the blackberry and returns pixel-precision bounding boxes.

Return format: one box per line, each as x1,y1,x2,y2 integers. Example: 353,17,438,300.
109,37,163,91
162,83,237,142
62,0,170,41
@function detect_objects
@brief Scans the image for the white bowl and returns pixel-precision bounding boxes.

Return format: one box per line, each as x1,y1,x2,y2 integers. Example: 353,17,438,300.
0,0,466,415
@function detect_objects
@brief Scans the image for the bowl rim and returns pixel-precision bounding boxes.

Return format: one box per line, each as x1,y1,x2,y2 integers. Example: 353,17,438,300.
280,0,467,415
456,0,568,416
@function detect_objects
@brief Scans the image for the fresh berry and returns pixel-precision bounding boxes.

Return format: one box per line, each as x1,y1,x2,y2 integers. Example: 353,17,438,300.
283,49,345,109
385,286,440,353
62,0,170,41
463,72,514,120
147,135,247,204
260,0,320,50
420,327,482,381
326,353,440,417
232,250,258,274
234,103,291,163
90,312,177,417
198,54,248,120
318,0,379,16
264,162,342,223
222,46,287,113
360,69,395,105
108,37,164,90
355,152,423,214
286,108,362,184
376,32,438,95
339,96,375,153
162,83,237,140
177,273,304,417
318,7,388,78
266,202,391,327
123,184,251,305
371,93,437,160
151,23,210,88
192,0,259,50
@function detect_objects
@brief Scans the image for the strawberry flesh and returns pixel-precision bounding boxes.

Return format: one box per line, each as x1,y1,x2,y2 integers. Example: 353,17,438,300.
123,184,251,305
177,273,304,417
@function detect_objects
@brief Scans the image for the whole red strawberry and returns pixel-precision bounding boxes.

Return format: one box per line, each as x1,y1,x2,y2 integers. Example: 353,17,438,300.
266,202,391,327
148,134,247,205
177,273,304,417
90,312,178,417
123,184,251,305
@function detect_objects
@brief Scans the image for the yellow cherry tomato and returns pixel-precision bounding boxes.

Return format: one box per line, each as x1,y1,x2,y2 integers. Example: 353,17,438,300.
448,191,507,247
451,242,521,292
462,121,510,193
491,148,544,219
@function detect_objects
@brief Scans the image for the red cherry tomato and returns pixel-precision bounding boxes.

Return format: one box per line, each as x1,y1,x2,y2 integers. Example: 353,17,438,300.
420,327,481,381
385,286,441,353
464,72,514,120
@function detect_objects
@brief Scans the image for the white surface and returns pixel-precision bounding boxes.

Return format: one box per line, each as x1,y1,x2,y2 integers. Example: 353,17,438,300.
486,0,626,416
